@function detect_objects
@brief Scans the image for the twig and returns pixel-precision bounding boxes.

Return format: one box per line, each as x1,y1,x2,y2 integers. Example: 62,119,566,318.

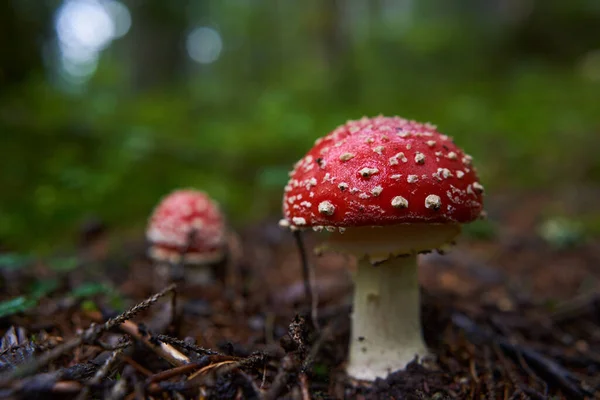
75,346,125,400
107,377,128,400
117,320,190,367
293,231,319,331
52,380,82,393
299,373,311,400
103,284,177,330
302,323,333,372
514,347,548,398
154,334,221,356
0,284,176,387
264,354,297,400
483,346,497,400
121,355,153,377
146,359,209,384
123,365,144,400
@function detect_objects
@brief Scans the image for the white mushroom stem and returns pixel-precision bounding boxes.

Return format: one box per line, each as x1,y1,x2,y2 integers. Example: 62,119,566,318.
346,254,427,381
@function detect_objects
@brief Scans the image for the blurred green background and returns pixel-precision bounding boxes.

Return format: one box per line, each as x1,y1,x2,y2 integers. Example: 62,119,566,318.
1,0,600,252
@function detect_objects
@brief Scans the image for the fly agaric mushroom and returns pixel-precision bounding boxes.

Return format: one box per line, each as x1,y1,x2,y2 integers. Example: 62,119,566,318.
146,189,226,285
280,116,484,381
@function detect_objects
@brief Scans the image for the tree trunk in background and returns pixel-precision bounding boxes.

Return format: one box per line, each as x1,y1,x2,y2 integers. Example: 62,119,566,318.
0,1,50,89
127,1,188,91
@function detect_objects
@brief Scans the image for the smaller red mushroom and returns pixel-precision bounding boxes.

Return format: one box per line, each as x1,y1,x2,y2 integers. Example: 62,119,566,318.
146,189,226,285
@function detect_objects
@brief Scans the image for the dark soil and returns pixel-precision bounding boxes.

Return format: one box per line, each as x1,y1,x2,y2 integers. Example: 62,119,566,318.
0,190,599,399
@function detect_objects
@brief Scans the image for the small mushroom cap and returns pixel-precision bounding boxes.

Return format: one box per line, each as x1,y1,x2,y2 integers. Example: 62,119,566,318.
282,116,484,230
146,189,226,264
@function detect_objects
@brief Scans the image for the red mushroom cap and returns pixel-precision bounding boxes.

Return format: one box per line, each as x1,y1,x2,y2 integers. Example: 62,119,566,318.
146,189,226,263
282,116,484,230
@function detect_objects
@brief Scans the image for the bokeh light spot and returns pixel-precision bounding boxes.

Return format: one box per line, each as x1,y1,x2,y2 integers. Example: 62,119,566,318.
186,27,223,64
54,0,131,84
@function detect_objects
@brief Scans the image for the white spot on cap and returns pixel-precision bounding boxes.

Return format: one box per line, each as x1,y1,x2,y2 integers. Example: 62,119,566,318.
358,193,370,199
456,170,465,179
433,168,452,181
292,217,307,226
389,152,407,165
462,155,473,166
391,174,402,180
407,175,418,183
447,152,458,160
359,167,379,177
372,145,384,155
371,186,383,196
425,195,442,210
300,201,312,208
426,140,436,148
391,196,408,208
349,126,360,134
308,177,317,186
414,152,426,164
338,182,348,191
318,201,335,216
406,144,412,150
472,182,485,193
340,152,355,162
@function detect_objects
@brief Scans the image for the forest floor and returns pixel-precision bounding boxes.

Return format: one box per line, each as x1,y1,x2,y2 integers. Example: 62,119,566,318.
0,188,599,399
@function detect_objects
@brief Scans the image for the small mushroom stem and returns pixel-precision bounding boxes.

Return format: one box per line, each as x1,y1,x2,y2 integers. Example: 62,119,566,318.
347,254,427,381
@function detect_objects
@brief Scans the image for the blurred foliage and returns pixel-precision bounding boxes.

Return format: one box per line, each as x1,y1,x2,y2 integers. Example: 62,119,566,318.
0,279,59,318
462,219,498,241
1,0,600,252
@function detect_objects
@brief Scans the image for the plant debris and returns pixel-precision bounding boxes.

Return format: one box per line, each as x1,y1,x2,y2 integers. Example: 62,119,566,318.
0,193,599,399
